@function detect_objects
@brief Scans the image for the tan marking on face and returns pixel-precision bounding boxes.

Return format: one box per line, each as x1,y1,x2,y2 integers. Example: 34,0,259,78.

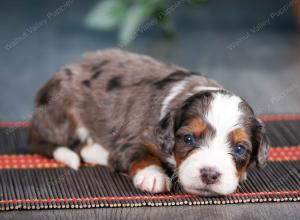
129,156,161,177
234,154,252,180
237,166,247,179
175,146,196,168
174,118,206,168
174,151,185,168
186,118,206,137
229,128,251,179
229,128,249,144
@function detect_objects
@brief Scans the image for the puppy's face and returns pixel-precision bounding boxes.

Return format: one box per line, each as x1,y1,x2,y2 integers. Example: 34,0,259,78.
158,90,269,196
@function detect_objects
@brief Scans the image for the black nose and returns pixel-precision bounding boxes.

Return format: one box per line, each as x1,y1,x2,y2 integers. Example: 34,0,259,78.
200,167,221,185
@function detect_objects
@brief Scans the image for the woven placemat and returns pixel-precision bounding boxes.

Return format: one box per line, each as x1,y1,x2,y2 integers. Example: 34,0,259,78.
0,114,299,211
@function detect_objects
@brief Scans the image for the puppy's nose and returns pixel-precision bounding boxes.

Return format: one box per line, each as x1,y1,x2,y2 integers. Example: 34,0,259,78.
200,167,221,185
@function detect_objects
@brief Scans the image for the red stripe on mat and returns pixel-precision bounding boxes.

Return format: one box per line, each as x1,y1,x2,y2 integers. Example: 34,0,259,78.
0,146,299,169
0,114,300,128
0,154,95,169
0,190,299,204
268,146,300,161
0,121,30,128
257,114,300,122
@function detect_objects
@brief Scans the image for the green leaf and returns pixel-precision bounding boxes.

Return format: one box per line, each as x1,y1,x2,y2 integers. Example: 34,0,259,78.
84,0,127,30
119,0,161,46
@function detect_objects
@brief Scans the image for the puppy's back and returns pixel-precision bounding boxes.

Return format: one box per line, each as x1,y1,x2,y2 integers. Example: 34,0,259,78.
28,49,218,161
28,49,185,155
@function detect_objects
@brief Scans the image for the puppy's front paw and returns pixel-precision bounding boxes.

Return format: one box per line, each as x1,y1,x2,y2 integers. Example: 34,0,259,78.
133,165,171,193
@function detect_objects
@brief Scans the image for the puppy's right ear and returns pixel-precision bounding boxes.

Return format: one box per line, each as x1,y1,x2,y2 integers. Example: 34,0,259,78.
252,119,270,169
154,112,176,155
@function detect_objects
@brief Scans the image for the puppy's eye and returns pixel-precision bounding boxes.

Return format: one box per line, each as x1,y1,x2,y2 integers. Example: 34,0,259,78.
183,134,196,146
233,144,246,156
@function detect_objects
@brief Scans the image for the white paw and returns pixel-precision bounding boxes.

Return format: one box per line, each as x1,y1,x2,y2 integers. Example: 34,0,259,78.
133,165,171,193
53,147,80,170
80,143,109,166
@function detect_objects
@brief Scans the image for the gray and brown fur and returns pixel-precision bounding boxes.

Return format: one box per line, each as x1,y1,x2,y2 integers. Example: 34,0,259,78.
29,49,268,178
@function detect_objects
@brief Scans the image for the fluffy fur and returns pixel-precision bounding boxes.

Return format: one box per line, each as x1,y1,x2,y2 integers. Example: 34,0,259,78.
29,49,270,195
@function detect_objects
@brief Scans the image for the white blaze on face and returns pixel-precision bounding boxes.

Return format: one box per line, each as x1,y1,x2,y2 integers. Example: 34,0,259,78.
178,93,243,195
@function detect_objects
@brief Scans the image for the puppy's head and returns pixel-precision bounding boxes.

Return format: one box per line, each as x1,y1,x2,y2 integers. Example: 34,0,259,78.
156,90,269,195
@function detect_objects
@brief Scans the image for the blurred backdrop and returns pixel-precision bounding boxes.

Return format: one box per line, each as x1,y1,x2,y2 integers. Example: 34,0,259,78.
0,0,300,121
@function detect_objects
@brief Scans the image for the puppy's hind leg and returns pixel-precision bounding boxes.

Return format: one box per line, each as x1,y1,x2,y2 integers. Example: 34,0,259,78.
64,106,111,167
28,133,81,170
53,146,80,170
80,143,109,166
64,106,91,144
29,104,85,170
64,105,110,166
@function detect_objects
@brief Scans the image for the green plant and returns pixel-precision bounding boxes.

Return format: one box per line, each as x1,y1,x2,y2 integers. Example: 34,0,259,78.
84,0,207,46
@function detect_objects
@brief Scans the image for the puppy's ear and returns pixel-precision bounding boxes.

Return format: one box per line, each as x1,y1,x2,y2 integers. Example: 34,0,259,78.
252,119,270,169
155,111,176,155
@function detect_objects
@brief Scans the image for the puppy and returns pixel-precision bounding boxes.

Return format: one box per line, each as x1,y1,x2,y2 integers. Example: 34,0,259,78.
29,49,269,195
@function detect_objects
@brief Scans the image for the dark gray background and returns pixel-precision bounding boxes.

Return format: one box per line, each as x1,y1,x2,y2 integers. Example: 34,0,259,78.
0,0,300,121
0,0,299,219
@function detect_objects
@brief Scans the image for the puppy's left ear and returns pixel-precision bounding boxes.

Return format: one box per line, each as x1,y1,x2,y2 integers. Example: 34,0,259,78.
154,111,176,155
252,119,270,169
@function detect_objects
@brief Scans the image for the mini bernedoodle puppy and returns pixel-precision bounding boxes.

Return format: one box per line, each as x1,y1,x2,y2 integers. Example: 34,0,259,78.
29,49,270,196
